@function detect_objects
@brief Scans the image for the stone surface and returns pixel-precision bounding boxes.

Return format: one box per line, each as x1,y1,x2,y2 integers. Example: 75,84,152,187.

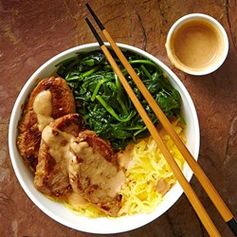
0,0,237,236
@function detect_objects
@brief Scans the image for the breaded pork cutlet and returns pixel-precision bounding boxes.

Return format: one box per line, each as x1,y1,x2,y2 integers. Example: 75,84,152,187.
17,77,75,170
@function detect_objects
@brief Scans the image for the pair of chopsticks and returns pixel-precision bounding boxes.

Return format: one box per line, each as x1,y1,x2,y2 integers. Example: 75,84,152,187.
85,3,237,236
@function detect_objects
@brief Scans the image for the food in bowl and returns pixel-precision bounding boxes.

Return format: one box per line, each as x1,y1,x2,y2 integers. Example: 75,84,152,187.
9,43,200,234
17,77,76,170
16,49,186,217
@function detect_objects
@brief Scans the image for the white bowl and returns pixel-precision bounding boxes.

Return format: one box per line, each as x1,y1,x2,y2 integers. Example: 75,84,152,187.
8,43,200,234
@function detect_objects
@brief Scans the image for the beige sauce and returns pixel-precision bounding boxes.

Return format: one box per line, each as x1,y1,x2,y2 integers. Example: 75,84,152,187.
156,178,170,196
118,144,134,169
171,20,223,69
68,192,88,207
42,125,125,203
33,90,54,131
42,125,87,203
70,141,125,200
42,126,76,177
42,126,74,161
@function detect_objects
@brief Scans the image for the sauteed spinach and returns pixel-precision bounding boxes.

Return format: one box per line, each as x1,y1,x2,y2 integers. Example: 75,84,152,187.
57,51,182,150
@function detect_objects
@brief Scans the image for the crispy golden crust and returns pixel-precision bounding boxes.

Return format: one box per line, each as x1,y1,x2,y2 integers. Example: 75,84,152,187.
17,76,76,170
34,114,83,198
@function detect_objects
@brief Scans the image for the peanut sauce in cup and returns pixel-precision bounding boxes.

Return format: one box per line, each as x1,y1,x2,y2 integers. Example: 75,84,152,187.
166,13,229,75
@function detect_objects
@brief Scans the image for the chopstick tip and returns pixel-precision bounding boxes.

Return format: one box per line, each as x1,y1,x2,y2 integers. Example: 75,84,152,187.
85,3,90,8
84,17,89,23
85,2,105,30
84,17,104,46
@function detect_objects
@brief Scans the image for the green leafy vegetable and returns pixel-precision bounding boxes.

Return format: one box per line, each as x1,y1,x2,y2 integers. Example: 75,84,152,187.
57,50,182,150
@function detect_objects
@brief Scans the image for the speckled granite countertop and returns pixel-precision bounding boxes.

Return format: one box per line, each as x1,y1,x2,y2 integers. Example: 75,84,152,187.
0,0,237,236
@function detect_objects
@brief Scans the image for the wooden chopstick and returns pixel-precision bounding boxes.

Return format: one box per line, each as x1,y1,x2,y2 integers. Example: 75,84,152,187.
85,17,221,237
85,3,237,236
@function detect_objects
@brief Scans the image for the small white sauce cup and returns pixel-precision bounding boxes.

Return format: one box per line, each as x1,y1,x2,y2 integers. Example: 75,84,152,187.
165,13,229,76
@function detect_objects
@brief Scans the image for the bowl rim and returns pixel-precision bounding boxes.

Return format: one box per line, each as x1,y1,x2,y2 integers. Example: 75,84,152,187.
8,42,200,234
